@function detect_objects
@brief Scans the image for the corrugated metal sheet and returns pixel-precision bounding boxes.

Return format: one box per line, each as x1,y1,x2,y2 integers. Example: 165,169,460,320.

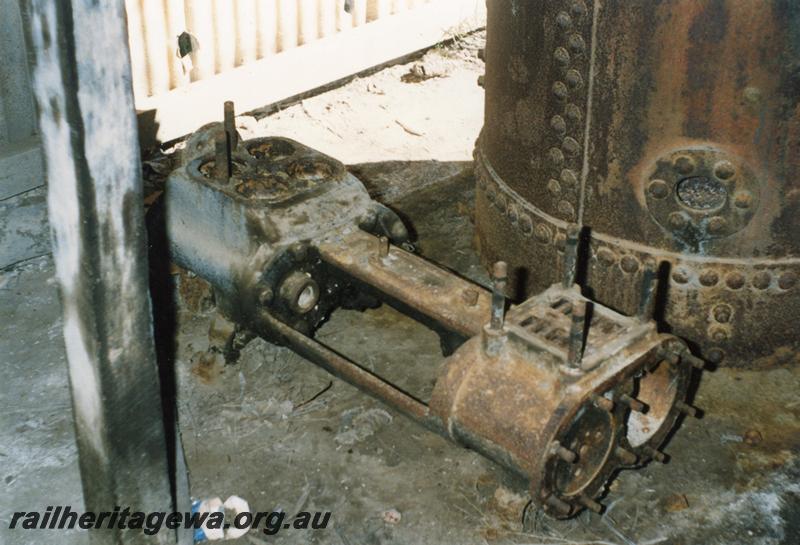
125,0,444,101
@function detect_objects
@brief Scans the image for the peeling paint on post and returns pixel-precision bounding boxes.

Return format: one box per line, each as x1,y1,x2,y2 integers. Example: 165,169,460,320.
28,1,175,543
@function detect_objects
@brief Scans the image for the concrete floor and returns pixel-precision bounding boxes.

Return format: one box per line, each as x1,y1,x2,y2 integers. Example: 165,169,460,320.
3,34,799,545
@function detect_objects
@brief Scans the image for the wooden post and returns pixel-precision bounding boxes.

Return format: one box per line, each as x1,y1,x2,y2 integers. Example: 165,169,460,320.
27,2,177,543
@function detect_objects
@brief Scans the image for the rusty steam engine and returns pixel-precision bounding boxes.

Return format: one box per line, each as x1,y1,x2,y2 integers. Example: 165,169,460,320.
162,1,798,519
476,0,800,370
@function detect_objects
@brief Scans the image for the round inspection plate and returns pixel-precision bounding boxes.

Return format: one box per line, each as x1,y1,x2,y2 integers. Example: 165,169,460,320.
644,148,760,243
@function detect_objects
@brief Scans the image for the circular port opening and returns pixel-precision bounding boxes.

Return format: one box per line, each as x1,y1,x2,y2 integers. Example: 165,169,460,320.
248,139,296,160
296,283,318,313
626,360,679,447
199,159,247,179
676,176,727,211
286,158,335,181
279,271,320,315
553,404,615,496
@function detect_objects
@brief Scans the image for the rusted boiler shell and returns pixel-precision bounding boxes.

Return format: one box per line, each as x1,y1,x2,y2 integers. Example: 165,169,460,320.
475,0,800,368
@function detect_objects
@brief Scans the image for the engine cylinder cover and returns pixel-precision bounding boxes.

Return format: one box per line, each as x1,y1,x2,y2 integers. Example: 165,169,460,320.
475,0,800,368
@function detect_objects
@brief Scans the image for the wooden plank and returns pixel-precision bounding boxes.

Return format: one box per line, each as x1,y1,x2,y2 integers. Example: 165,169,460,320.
136,0,485,144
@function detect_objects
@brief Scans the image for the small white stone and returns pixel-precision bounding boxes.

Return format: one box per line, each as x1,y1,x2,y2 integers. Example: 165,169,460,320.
382,509,402,525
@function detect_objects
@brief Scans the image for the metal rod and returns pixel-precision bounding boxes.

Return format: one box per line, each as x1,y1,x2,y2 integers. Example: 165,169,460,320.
620,393,646,412
28,2,177,543
257,311,445,434
318,230,491,337
377,235,390,258
490,261,508,330
637,257,658,320
562,224,581,288
580,495,603,513
566,300,587,368
213,131,230,180
223,100,238,151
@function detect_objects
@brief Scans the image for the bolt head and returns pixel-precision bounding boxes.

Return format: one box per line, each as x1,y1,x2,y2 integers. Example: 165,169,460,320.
549,147,565,166
564,103,582,122
562,136,581,156
707,347,725,363
597,247,616,267
673,155,695,175
557,200,575,219
554,47,570,65
519,214,533,235
709,325,730,342
668,212,688,230
565,69,583,89
699,270,719,286
570,0,588,18
712,304,732,323
534,224,552,244
733,191,753,209
707,216,727,234
550,115,567,134
752,271,771,290
743,429,763,445
567,33,585,53
713,160,736,180
258,288,274,305
779,271,798,290
556,11,572,28
560,168,579,187
552,81,568,99
290,243,307,260
648,179,669,199
620,255,640,273
461,288,480,306
671,268,690,284
507,205,519,223
726,272,745,290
